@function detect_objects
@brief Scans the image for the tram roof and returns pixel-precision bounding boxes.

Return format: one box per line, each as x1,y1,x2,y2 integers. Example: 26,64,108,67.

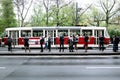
5,26,106,31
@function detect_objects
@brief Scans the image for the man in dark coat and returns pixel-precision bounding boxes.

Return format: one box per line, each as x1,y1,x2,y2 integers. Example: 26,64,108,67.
59,34,64,52
7,36,12,52
113,35,119,52
24,35,30,52
40,36,44,52
99,35,104,51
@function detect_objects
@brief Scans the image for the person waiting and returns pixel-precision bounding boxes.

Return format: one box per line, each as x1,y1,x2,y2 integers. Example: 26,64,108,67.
113,35,119,52
99,35,105,51
84,33,89,52
48,36,52,52
24,35,31,52
73,35,78,51
40,36,44,52
68,36,74,52
7,36,12,52
59,34,64,52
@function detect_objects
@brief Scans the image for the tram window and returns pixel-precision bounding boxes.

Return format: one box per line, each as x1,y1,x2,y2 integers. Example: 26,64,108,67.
70,30,80,36
99,30,104,36
9,31,12,36
58,30,68,36
9,31,18,38
82,30,92,36
94,30,104,37
21,30,31,37
105,30,109,37
48,31,53,36
33,30,43,37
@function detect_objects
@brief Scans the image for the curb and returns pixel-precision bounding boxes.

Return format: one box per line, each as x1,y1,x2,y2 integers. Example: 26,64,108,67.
0,52,120,56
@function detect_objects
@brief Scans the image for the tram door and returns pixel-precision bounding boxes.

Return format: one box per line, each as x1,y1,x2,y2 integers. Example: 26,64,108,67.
9,31,19,45
94,30,104,44
45,30,56,45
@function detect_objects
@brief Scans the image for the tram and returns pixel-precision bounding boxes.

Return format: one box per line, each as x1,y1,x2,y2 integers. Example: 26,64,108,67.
3,26,110,48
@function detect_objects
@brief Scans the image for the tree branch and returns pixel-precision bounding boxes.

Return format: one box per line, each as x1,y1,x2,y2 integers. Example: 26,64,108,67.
60,0,72,9
100,0,106,13
79,4,92,17
109,0,116,12
24,0,33,20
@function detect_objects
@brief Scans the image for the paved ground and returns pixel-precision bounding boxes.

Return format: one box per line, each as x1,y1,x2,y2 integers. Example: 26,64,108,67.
0,55,120,80
0,46,120,55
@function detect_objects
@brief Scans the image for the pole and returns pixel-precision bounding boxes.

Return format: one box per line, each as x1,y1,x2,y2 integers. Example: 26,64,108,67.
75,2,78,26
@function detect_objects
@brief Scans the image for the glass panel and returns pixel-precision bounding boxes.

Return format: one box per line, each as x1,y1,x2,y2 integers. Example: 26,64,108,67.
21,30,31,37
58,30,68,36
94,30,104,37
82,30,92,36
9,31,18,38
70,30,80,36
94,30,104,44
9,31,19,45
105,30,109,37
33,30,43,37
48,30,56,45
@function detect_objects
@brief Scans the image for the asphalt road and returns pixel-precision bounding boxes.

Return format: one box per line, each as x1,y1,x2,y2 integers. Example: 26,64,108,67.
0,56,120,80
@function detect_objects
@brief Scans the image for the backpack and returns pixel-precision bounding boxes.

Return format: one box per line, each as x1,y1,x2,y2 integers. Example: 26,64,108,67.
40,38,44,44
8,38,12,44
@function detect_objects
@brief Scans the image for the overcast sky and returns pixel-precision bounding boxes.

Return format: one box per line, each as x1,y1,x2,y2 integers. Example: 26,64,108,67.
76,0,96,8
76,0,96,4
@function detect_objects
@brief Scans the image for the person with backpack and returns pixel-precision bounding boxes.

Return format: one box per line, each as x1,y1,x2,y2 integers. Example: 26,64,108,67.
24,35,31,52
73,35,78,51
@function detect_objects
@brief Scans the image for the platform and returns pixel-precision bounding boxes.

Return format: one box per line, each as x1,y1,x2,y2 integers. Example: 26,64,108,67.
0,47,120,56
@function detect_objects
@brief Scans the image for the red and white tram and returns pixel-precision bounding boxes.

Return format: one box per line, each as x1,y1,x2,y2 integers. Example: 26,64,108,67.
3,26,110,48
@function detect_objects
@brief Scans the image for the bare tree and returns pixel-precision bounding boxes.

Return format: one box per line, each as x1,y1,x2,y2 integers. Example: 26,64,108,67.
76,3,92,26
100,0,120,27
13,0,33,27
88,6,105,26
